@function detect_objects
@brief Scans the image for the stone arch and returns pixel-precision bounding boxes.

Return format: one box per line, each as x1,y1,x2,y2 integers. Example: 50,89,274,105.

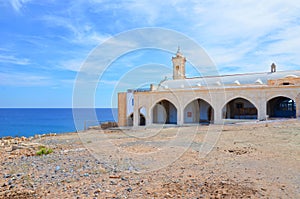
183,98,214,124
150,97,179,112
182,96,213,110
266,94,296,102
222,97,258,119
222,95,259,110
267,96,296,118
127,112,134,126
138,106,146,126
152,99,178,124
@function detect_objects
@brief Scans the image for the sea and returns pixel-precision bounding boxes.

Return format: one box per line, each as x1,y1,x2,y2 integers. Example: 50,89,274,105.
0,108,118,138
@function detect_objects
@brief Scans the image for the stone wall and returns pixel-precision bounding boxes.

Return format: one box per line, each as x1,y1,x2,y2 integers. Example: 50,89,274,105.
118,81,300,126
118,92,127,127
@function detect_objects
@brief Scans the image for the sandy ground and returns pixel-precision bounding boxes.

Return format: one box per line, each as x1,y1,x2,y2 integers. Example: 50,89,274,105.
0,119,299,198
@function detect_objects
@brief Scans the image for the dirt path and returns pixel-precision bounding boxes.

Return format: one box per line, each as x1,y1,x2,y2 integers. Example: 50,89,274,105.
1,120,299,198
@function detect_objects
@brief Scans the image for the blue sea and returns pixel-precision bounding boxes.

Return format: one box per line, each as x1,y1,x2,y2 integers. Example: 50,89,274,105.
0,108,118,138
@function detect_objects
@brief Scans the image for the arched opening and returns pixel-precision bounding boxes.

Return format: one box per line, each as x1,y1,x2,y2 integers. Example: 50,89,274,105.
139,114,146,126
152,100,177,124
267,96,296,118
222,98,258,119
127,112,146,126
127,113,133,126
139,107,146,126
184,99,214,124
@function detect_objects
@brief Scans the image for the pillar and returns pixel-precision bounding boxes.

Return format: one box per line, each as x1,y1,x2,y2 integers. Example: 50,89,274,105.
258,100,267,120
257,105,267,120
133,96,139,127
213,107,223,125
296,94,300,118
146,106,151,126
178,107,183,126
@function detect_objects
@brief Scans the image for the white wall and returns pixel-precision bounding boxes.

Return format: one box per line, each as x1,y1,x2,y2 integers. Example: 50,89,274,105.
169,104,177,124
184,100,211,123
126,91,134,117
184,101,199,123
200,101,211,121
153,104,167,124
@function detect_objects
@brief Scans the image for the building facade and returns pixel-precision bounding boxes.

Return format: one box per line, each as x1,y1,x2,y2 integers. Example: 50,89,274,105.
118,49,300,126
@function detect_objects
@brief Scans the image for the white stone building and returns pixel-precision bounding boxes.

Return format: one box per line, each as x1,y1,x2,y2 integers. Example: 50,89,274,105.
118,49,300,126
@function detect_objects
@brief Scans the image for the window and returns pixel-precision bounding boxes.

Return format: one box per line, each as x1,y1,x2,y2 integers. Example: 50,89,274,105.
132,99,134,106
282,82,290,85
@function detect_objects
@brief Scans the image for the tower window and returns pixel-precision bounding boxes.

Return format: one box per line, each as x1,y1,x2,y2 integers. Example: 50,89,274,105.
176,65,179,71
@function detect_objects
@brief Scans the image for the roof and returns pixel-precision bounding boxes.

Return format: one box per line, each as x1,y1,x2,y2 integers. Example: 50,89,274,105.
158,70,300,90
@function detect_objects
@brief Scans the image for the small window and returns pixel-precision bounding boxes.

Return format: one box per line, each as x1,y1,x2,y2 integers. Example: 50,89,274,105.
236,103,243,109
132,99,134,106
282,82,290,85
176,65,179,71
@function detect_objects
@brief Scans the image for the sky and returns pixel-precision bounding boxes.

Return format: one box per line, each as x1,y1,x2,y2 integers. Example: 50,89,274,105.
0,0,300,108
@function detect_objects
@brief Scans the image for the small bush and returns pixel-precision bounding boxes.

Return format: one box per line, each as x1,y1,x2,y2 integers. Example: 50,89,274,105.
36,147,53,156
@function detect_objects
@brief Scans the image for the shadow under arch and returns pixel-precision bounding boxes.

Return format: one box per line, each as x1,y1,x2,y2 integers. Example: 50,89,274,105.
152,99,177,124
267,96,296,118
183,98,214,124
138,106,146,126
222,97,258,119
127,112,147,126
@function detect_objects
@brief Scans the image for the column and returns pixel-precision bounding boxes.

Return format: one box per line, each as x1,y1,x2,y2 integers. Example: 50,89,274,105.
146,106,151,126
178,107,183,126
214,108,223,124
133,96,139,127
258,100,267,121
296,94,300,118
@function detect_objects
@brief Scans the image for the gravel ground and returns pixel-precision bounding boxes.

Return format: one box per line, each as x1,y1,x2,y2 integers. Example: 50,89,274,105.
0,119,299,198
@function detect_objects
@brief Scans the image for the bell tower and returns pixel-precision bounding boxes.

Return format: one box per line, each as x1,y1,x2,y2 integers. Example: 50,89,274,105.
172,47,186,80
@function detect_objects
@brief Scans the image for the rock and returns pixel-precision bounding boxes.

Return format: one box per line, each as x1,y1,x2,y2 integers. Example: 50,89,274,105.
3,174,11,178
94,189,101,194
9,184,15,189
109,175,120,179
100,122,118,129
121,177,128,181
55,166,60,172
110,181,118,185
128,166,134,172
126,187,133,192
261,187,267,191
11,145,25,151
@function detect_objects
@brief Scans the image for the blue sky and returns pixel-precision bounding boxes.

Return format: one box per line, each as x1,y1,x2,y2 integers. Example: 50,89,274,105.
0,0,300,108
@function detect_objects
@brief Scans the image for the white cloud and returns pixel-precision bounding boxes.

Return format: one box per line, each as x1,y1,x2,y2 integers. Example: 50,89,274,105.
183,0,300,71
9,0,32,12
87,0,300,71
0,72,50,86
41,15,111,45
60,59,85,72
0,54,30,65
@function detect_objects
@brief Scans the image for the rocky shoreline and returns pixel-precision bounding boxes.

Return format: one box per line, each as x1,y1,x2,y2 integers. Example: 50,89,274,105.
1,120,299,198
